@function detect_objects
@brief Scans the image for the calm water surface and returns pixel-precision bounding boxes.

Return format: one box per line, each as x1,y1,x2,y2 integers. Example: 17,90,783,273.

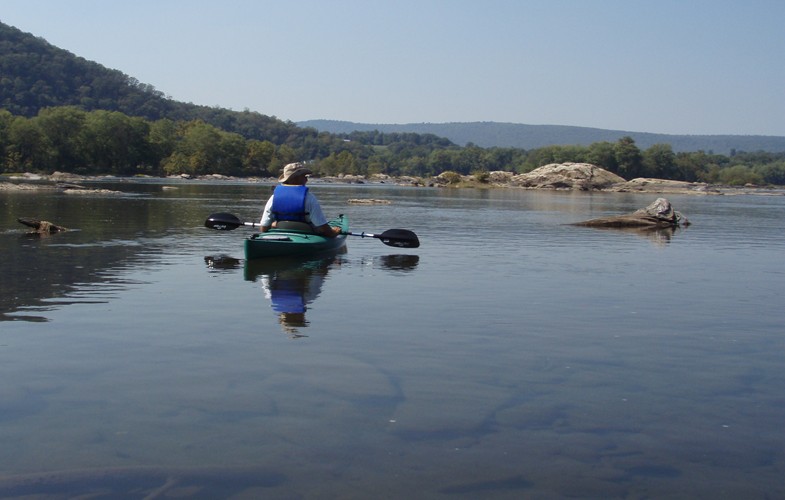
1,180,784,498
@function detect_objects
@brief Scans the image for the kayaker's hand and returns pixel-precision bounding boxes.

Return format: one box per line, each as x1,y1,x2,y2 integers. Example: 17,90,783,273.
315,223,342,238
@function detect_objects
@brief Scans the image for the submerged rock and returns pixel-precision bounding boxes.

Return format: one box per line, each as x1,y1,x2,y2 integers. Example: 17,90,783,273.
17,218,68,234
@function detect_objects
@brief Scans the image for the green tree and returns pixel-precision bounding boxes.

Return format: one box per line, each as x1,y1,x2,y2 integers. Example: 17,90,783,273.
216,131,246,176
148,119,178,174
586,141,617,172
483,147,525,173
613,136,643,180
34,106,87,172
166,120,223,176
0,109,12,170
642,143,677,179
270,144,297,174
162,152,189,176
525,144,587,170
6,115,50,171
454,145,487,174
244,140,276,177
366,153,392,176
80,110,150,175
674,152,704,182
717,165,763,185
317,150,358,176
406,156,431,177
754,161,785,185
674,151,724,182
428,149,457,174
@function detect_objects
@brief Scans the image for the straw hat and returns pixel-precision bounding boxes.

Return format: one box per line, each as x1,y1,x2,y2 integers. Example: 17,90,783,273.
278,162,312,183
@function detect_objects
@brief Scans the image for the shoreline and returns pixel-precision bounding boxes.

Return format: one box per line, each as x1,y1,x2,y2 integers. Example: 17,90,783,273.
2,170,784,197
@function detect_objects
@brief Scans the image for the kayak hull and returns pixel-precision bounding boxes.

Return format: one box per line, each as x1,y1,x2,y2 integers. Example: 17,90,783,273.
244,215,348,260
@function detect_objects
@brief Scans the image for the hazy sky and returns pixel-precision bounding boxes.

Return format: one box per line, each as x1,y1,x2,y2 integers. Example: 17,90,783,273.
2,0,784,135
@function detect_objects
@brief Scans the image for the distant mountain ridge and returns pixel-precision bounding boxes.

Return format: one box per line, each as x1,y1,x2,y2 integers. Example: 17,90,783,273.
298,120,785,155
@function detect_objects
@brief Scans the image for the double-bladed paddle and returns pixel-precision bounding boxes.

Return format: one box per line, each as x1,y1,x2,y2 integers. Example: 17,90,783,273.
204,212,419,248
344,229,420,248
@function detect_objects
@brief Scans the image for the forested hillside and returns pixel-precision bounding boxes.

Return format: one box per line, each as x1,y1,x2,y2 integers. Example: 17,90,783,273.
1,20,784,185
0,21,306,142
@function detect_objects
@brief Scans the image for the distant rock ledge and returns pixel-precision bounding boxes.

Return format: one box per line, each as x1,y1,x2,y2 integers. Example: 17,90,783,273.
1,172,123,194
430,163,783,195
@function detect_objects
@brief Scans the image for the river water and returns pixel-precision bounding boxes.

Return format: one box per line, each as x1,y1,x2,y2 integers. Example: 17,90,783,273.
1,179,784,498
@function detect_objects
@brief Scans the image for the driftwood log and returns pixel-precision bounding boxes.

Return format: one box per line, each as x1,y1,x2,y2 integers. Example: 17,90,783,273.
573,198,689,229
17,217,68,234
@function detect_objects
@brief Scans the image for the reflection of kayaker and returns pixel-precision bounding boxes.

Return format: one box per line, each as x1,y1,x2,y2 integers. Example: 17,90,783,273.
246,256,340,337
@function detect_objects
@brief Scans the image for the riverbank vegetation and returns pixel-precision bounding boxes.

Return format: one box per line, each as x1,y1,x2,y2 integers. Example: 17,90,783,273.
2,107,784,186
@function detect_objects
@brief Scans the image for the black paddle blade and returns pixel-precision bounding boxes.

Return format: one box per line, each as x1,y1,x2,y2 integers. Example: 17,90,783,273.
378,229,420,248
205,212,243,230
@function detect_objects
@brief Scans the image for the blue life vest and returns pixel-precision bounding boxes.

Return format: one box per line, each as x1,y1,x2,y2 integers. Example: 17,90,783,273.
270,279,307,313
271,185,309,222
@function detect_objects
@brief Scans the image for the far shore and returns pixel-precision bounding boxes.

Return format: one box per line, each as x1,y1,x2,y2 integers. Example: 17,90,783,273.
2,170,784,197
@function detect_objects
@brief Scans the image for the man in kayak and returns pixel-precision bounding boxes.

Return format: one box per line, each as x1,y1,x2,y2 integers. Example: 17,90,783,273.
259,162,342,238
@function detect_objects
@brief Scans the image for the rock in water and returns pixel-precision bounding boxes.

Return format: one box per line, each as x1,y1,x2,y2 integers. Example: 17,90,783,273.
17,218,68,234
573,198,689,228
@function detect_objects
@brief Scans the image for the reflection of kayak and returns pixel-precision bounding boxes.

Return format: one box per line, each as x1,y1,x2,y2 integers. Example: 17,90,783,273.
244,215,348,260
243,253,343,282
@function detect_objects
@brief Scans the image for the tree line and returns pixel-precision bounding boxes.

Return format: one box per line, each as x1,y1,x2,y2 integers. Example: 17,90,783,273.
1,106,784,185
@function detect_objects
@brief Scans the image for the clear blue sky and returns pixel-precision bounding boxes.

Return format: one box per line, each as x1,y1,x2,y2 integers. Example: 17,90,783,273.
2,0,783,135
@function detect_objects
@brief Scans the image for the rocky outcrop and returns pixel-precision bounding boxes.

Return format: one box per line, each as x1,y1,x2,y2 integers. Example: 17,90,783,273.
573,197,689,228
510,163,626,190
422,164,783,195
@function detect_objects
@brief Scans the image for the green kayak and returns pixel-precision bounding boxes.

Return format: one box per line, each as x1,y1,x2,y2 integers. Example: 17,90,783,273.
244,214,348,260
